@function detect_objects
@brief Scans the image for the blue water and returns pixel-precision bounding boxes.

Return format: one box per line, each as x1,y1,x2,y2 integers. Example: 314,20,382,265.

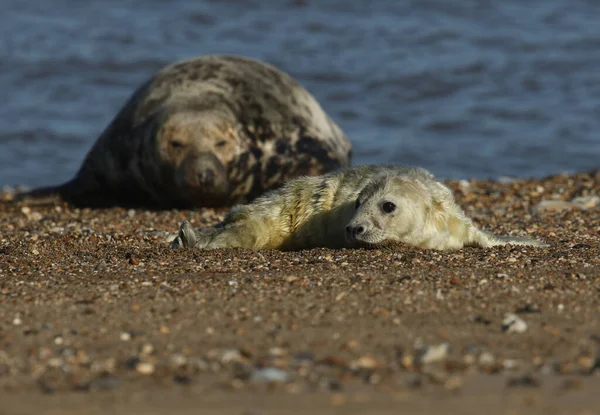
1,0,599,187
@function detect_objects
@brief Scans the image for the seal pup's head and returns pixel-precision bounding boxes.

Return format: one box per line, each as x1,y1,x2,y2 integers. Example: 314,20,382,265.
155,108,237,206
345,173,433,246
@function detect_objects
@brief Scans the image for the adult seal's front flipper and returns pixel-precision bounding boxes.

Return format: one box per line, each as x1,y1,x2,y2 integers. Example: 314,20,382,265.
12,183,71,206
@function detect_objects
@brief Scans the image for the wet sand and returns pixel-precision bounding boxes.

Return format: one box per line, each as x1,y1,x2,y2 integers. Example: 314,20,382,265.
0,170,599,414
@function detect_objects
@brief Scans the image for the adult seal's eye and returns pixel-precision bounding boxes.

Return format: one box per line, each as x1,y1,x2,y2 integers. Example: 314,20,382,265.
382,201,396,213
354,199,360,209
170,140,185,149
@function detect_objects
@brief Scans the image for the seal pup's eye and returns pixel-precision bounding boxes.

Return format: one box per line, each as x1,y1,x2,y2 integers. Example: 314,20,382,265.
354,199,360,209
382,201,396,214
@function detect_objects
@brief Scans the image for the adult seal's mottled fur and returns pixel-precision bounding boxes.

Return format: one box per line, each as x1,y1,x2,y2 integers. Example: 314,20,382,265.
171,165,549,251
16,55,352,208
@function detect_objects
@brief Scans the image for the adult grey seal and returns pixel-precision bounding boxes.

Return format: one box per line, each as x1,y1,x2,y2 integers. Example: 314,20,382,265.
171,165,548,251
16,55,352,208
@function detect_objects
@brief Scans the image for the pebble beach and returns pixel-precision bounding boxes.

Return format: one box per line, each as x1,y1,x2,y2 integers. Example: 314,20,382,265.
0,169,598,414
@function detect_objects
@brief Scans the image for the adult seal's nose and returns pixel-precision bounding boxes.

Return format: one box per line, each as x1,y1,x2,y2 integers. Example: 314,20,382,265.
191,153,228,191
178,152,230,206
197,168,215,186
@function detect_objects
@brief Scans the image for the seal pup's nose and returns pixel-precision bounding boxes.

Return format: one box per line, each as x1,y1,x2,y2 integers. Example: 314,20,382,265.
345,225,352,238
345,224,365,239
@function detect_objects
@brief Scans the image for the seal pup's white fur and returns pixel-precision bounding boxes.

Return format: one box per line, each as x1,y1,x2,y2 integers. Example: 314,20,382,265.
171,165,548,251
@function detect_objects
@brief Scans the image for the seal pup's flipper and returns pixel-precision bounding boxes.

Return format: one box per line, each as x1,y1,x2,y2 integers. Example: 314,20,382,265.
469,230,550,248
171,220,198,249
171,220,221,249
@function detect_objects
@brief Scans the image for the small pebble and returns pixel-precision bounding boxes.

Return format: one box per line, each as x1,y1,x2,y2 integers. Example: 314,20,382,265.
47,357,64,368
419,343,450,365
140,343,154,355
136,362,155,375
351,355,378,370
170,354,187,367
294,351,315,362
497,176,517,184
479,352,496,366
210,348,247,365
458,179,471,190
503,359,519,370
501,313,528,333
250,367,290,383
268,347,287,357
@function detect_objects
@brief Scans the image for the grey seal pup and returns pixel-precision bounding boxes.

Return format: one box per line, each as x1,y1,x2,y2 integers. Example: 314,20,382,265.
171,165,548,251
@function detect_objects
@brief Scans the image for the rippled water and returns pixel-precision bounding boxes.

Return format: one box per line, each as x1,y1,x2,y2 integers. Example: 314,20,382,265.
1,0,599,187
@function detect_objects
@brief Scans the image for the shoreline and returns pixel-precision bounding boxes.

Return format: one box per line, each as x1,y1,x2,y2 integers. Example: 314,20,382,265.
3,167,598,195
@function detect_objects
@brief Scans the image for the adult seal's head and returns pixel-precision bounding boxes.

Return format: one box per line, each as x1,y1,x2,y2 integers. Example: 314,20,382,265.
15,55,352,209
149,108,235,207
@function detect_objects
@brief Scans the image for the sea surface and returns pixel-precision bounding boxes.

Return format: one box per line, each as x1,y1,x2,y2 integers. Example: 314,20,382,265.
1,0,599,188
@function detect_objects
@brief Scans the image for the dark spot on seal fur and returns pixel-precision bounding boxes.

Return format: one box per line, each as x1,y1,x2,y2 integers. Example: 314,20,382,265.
276,140,291,155
246,163,266,200
295,157,316,173
296,136,339,169
249,146,263,160
311,178,330,207
265,157,282,180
